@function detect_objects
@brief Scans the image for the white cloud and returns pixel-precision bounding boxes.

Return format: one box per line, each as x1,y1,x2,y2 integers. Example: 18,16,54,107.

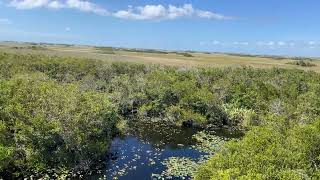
233,41,249,46
65,0,108,15
113,5,168,20
0,18,12,24
308,41,316,45
201,40,221,46
9,0,49,9
9,0,109,15
307,41,319,49
113,4,232,20
256,41,320,48
47,1,64,9
9,1,232,21
266,41,275,46
201,40,319,49
257,41,275,46
65,27,71,31
167,4,193,19
212,40,220,45
197,10,232,20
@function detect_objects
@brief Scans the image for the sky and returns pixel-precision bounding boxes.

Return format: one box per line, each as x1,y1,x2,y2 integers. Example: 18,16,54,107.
0,0,319,57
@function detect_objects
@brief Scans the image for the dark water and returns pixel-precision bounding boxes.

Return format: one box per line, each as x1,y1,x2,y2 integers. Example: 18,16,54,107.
87,121,205,180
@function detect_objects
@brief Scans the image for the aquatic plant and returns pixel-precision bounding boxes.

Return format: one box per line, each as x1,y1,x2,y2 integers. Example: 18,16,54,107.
157,131,226,179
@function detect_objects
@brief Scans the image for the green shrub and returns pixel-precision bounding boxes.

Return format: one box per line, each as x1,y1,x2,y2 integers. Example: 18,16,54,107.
195,120,320,179
223,104,258,128
0,74,119,176
1,52,320,177
287,60,316,67
165,105,206,126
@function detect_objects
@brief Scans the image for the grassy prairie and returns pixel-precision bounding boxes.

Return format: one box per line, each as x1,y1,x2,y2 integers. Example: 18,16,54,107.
0,41,319,72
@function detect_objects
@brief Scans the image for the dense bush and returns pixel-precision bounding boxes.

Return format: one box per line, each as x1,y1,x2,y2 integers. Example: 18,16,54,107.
2,53,320,129
195,119,320,179
287,60,316,67
0,73,119,177
1,52,320,177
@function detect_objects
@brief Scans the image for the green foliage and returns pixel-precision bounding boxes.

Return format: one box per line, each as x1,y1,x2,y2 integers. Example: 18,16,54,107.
165,105,206,125
2,53,320,130
1,52,320,178
95,47,115,54
156,131,226,179
0,73,119,176
287,60,316,67
158,157,199,178
192,131,226,154
223,104,258,128
195,119,320,180
175,52,194,57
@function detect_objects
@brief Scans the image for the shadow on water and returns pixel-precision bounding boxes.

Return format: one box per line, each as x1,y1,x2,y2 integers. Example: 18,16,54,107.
127,120,201,148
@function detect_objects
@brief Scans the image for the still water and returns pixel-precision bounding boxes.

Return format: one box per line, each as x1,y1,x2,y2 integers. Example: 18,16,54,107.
88,121,205,180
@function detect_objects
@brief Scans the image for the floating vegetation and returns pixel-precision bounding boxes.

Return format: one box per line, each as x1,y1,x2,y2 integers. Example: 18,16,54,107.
154,131,228,179
97,121,205,179
105,137,166,179
155,157,199,179
191,131,226,154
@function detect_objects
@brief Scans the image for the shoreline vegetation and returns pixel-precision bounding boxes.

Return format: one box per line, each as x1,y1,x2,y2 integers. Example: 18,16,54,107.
0,51,320,179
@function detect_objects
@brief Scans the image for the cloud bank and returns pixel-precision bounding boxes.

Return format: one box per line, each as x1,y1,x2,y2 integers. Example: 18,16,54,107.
9,0,109,15
113,4,232,20
200,40,319,49
8,1,232,21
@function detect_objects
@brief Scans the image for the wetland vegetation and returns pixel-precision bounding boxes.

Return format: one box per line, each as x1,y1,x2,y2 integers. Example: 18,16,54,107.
0,52,320,179
286,60,317,67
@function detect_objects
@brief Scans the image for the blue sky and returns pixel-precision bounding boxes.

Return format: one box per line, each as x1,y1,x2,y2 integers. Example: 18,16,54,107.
0,0,319,57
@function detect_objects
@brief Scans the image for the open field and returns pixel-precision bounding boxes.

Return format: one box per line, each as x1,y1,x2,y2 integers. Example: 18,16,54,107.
1,41,320,72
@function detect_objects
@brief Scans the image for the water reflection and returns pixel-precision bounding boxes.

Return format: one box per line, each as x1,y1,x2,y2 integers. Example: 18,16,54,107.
127,120,201,148
85,120,242,179
103,121,203,180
